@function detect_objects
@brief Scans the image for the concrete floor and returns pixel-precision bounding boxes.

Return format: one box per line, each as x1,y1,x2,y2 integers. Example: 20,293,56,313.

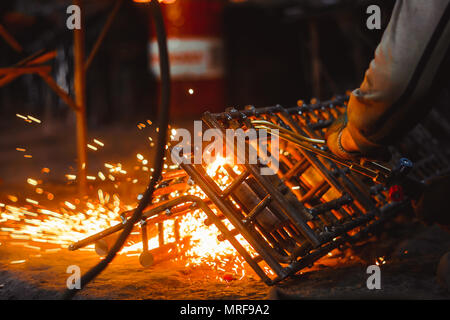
1,120,449,300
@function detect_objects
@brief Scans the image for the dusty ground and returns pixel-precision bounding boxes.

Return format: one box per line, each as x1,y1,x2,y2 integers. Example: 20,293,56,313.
0,120,270,300
1,121,450,300
269,222,450,300
0,219,449,300
0,245,268,300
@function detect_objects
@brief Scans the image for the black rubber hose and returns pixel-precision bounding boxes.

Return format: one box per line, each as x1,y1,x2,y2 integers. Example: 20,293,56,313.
62,0,170,299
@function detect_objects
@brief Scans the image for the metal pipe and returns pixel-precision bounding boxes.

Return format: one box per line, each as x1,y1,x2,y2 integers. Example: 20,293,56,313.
73,0,88,195
85,0,124,71
252,120,326,144
39,72,80,112
0,24,23,53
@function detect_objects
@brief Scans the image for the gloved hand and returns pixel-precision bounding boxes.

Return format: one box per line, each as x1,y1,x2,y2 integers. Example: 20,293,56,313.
325,114,391,162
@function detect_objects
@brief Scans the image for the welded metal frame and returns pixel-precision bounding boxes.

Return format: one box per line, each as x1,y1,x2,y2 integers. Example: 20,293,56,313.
178,96,449,284
70,96,450,285
69,169,197,266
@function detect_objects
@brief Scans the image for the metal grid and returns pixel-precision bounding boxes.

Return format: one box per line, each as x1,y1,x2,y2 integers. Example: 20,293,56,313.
180,96,449,284
69,169,196,266
70,95,450,285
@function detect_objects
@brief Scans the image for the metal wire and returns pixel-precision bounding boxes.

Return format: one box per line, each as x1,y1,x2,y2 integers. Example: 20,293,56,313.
251,120,326,145
253,124,389,183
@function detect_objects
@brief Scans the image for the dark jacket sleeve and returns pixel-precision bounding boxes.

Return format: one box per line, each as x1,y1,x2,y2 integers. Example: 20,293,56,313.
347,0,450,151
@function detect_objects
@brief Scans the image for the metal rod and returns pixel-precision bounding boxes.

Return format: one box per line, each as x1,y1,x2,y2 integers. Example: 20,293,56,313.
158,223,164,246
0,51,57,87
0,66,52,75
252,120,326,144
0,24,23,53
69,196,195,251
174,219,180,242
266,127,388,183
221,170,249,198
39,72,80,112
74,0,88,194
85,0,124,71
141,221,149,252
243,194,271,224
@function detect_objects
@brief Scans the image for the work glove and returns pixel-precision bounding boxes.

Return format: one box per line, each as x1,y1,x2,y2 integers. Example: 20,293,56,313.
325,114,391,162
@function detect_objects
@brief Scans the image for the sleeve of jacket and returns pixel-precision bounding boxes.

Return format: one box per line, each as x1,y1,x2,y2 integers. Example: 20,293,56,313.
346,0,450,152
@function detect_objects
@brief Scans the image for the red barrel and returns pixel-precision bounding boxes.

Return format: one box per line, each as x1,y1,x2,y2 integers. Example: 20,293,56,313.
149,0,226,117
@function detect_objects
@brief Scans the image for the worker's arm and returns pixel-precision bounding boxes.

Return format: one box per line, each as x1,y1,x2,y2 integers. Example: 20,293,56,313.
327,0,450,161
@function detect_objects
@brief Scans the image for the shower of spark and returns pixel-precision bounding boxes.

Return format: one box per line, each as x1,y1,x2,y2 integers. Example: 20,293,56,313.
0,124,260,281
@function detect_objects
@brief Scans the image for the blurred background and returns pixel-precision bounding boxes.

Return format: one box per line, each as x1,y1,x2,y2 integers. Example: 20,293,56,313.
0,0,398,188
0,0,395,127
